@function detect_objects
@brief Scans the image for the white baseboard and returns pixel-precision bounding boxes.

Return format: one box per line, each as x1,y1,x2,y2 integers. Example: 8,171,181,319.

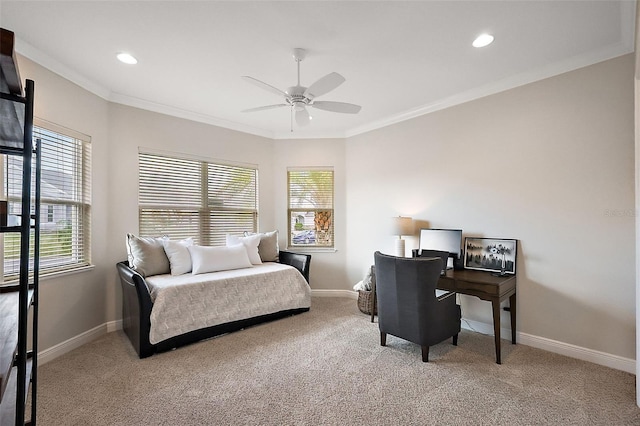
312,289,358,299
517,331,636,374
38,319,123,365
336,292,635,373
460,318,635,374
38,323,107,365
38,293,635,374
106,319,123,333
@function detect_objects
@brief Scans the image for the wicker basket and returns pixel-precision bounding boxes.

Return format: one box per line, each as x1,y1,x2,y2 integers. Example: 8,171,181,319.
357,289,377,315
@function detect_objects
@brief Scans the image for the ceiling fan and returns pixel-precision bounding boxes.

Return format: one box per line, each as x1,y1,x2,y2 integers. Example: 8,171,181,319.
242,48,361,130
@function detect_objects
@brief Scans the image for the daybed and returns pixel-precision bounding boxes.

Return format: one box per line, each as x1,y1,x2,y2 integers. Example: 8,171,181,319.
118,237,311,358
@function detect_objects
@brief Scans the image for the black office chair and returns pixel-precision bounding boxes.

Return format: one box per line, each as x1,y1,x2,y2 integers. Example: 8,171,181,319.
373,251,461,362
371,249,451,322
414,249,450,275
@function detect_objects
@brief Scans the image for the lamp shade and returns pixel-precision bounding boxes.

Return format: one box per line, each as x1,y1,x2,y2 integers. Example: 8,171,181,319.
392,216,413,237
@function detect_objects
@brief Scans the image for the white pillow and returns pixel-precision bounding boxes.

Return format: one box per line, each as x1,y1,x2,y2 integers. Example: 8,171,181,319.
188,244,252,275
126,234,170,277
226,234,262,265
163,238,194,275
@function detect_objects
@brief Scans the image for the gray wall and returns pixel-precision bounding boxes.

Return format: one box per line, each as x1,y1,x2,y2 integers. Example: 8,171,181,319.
344,54,635,359
17,56,111,352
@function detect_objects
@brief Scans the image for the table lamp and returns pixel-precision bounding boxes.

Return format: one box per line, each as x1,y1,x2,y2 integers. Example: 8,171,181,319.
392,216,413,257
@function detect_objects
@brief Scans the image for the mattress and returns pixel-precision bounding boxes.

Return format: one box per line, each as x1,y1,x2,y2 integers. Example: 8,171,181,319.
145,263,311,344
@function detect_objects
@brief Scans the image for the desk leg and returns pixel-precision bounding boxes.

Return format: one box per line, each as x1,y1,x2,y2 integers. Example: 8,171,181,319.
492,299,501,364
510,293,516,344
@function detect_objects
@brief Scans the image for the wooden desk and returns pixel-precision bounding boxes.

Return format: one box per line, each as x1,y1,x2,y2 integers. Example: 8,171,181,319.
438,269,516,364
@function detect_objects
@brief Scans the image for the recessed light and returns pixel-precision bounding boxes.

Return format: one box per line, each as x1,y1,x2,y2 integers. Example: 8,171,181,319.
472,34,494,48
117,53,138,65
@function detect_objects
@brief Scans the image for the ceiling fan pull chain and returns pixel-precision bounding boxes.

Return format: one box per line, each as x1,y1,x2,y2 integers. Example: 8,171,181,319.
290,106,294,132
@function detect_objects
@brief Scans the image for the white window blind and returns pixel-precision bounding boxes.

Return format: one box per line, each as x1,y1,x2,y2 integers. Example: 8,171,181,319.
139,152,258,245
3,124,92,279
287,168,334,248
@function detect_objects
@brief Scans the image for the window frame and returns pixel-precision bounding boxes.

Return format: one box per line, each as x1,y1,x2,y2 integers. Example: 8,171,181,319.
137,149,259,245
1,119,92,281
287,167,335,249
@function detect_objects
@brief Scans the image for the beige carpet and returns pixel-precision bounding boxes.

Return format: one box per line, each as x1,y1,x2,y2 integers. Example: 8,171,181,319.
35,297,639,425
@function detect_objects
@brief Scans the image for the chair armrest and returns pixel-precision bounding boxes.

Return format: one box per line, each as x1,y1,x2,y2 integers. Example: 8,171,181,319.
278,251,311,284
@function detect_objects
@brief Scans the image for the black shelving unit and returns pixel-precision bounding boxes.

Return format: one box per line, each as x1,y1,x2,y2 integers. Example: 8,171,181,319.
0,28,39,425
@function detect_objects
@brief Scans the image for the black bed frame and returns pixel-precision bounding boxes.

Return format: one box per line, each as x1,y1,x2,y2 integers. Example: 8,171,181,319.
116,251,311,358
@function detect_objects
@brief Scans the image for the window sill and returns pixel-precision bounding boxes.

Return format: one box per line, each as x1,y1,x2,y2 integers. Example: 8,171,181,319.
2,264,95,284
285,247,337,253
41,265,96,281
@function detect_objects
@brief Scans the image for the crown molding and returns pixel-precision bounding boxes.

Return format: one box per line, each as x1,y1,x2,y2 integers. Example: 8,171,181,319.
345,40,634,138
109,92,275,139
15,37,112,100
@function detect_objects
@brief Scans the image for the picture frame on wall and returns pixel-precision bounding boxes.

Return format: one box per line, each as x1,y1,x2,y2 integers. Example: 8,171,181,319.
464,237,517,275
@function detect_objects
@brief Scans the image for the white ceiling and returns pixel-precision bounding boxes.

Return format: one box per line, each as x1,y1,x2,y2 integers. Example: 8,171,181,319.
1,1,636,139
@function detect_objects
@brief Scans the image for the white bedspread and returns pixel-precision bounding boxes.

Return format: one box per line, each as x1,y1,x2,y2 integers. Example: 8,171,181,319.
145,263,311,344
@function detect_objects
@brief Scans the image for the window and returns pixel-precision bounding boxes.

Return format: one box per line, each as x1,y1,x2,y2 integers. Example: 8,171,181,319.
3,122,92,280
138,151,258,245
287,168,334,248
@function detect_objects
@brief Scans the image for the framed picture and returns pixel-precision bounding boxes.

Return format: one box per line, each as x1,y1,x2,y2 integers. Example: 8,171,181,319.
464,237,517,275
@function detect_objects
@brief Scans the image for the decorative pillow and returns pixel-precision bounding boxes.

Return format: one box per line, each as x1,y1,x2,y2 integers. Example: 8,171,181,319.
244,230,279,262
163,237,194,275
188,244,252,275
226,234,262,265
126,233,170,277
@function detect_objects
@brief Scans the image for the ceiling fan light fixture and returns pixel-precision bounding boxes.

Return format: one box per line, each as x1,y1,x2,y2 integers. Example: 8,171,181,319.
242,48,361,129
292,48,307,62
473,33,494,48
117,52,138,64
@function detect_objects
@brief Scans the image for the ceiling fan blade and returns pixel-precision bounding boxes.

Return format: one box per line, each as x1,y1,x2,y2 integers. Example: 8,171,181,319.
242,104,288,113
310,101,361,114
295,108,310,126
242,76,288,98
304,72,345,99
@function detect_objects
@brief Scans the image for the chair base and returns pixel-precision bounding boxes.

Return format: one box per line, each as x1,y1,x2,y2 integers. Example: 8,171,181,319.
421,345,429,362
380,332,459,362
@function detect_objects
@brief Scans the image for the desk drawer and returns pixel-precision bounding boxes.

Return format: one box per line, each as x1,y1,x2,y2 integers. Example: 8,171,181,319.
438,272,516,299
454,279,500,296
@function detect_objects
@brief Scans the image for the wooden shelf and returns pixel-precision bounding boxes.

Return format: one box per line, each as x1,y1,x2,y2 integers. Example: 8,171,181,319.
0,28,26,150
0,291,19,402
0,290,32,402
0,29,23,96
0,359,32,425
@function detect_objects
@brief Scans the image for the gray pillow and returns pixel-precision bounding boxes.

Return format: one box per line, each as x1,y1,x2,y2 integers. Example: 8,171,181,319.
244,230,279,262
126,233,170,277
